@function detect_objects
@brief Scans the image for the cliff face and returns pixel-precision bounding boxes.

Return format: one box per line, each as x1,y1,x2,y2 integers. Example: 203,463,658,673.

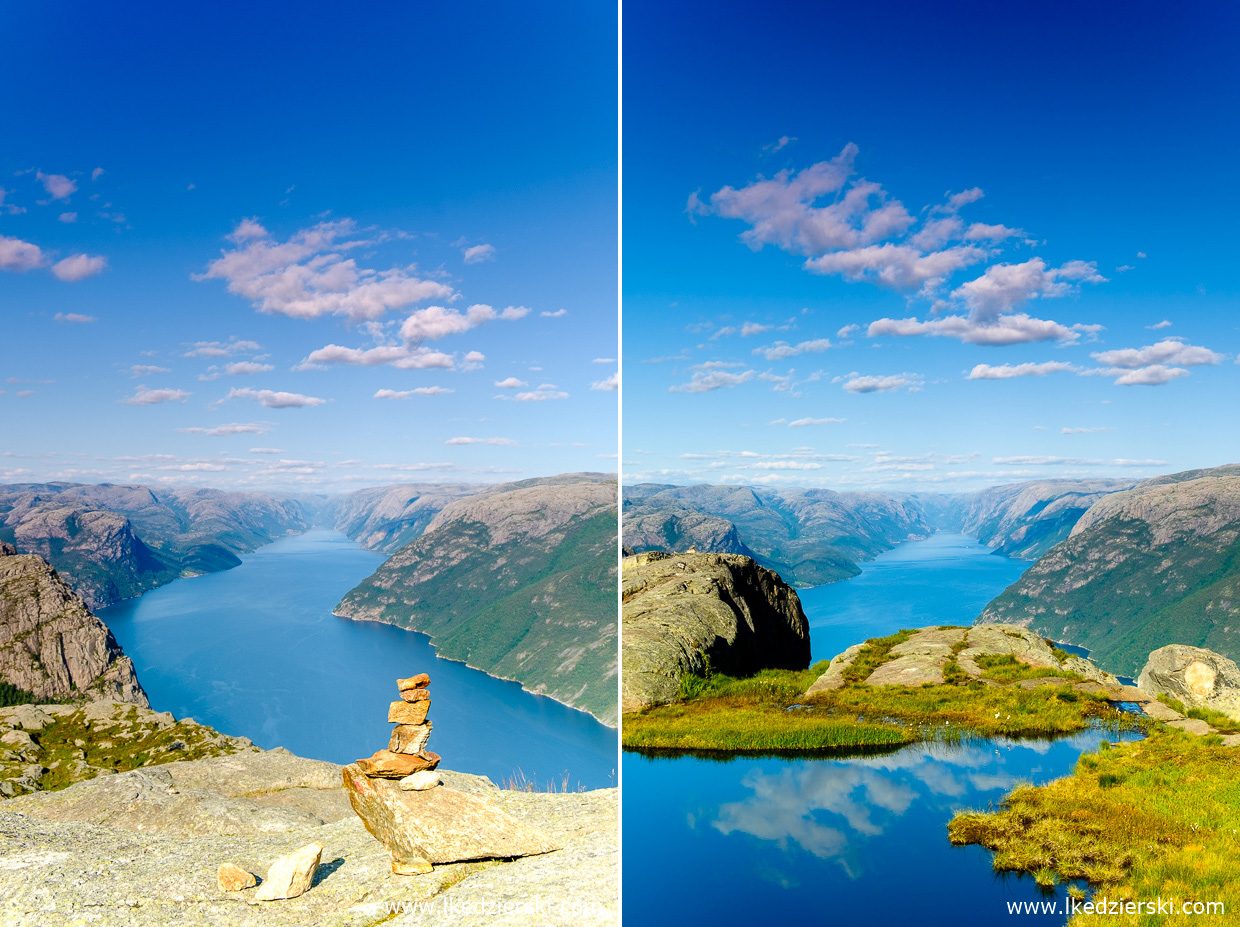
0,544,147,706
0,483,314,609
978,466,1240,676
325,483,484,553
335,475,618,725
621,552,810,714
622,483,930,587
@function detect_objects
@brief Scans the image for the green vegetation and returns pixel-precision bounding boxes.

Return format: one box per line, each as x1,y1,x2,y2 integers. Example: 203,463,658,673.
338,508,617,723
1158,694,1240,735
949,728,1240,924
623,633,1140,754
0,681,43,709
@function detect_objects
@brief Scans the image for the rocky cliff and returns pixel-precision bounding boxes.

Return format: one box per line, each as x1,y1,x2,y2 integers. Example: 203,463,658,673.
325,483,485,553
621,552,810,713
0,544,147,706
978,465,1240,676
623,483,930,587
335,475,618,725
0,483,315,609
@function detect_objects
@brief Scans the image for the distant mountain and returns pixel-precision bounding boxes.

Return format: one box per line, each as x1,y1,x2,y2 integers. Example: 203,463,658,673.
953,478,1136,560
0,542,147,706
979,465,1240,676
0,483,315,608
335,474,618,724
623,483,930,586
325,483,485,553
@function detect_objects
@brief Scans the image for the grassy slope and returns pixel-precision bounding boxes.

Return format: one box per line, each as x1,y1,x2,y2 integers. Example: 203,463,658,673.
338,510,617,724
622,629,1137,753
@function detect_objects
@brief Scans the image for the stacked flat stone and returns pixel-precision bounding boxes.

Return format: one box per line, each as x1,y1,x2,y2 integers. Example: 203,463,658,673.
353,672,442,788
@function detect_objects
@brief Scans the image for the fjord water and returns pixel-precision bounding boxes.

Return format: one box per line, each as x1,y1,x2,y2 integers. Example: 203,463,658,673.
624,532,1094,923
799,532,1031,663
98,530,616,790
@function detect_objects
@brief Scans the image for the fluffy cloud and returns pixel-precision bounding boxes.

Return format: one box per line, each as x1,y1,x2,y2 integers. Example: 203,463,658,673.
197,218,454,321
591,372,619,391
494,377,528,388
445,436,516,446
669,368,756,393
224,361,274,375
129,364,169,377
842,373,923,394
806,243,989,289
373,387,453,399
951,258,1105,322
37,171,77,200
1103,364,1191,386
498,384,569,401
183,339,261,358
753,338,832,360
299,344,455,370
0,235,45,272
59,212,77,223
223,387,326,408
1089,338,1222,369
50,253,107,281
54,312,96,324
540,308,568,318
124,386,190,405
788,416,845,427
178,423,271,436
868,313,1084,346
967,361,1077,379
462,243,496,264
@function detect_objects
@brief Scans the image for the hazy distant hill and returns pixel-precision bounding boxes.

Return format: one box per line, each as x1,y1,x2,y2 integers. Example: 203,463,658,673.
335,474,618,724
325,483,485,553
623,483,930,587
979,464,1240,675
0,483,314,608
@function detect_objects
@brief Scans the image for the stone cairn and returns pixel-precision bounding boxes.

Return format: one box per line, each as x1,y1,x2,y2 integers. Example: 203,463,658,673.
355,672,443,792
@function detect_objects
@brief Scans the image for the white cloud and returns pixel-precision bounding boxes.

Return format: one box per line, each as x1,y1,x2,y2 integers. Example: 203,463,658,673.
836,324,860,338
593,357,616,364
249,447,285,454
1146,320,1172,329
806,242,989,289
299,344,456,370
869,313,1083,345
183,339,261,358
54,312,96,324
58,212,77,223
591,372,619,391
540,308,568,318
762,135,796,154
91,168,104,181
842,373,923,394
462,243,496,264
494,377,528,388
741,322,771,336
129,364,169,377
178,423,271,436
224,361,274,375
950,258,1104,322
124,386,190,405
223,387,326,408
788,417,845,427
197,217,455,321
1062,426,1113,434
1089,338,1222,369
994,455,1167,467
373,387,453,399
37,171,77,200
0,187,26,215
499,387,569,402
1105,364,1191,386
669,368,756,393
445,436,516,446
967,361,1077,380
754,338,832,360
51,253,107,281
0,235,45,272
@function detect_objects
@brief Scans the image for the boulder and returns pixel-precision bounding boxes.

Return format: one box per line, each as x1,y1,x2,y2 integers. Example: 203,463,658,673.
253,842,323,902
398,770,441,791
387,700,430,725
388,722,432,755
342,763,561,868
398,688,430,703
355,750,440,779
397,673,430,690
806,643,863,695
216,862,257,892
1138,645,1240,722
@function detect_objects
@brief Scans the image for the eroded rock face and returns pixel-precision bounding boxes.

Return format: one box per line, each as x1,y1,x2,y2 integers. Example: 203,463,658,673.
621,552,810,713
342,764,562,866
1138,645,1240,721
0,545,147,706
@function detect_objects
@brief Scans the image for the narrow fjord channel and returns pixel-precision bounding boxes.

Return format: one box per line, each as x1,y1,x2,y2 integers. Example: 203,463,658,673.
625,533,1129,925
99,529,617,790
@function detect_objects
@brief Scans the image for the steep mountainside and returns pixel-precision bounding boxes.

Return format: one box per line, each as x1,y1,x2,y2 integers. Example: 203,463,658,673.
325,483,485,553
621,552,810,713
0,483,314,608
0,544,147,706
623,483,929,586
954,478,1135,560
335,474,618,724
979,466,1240,676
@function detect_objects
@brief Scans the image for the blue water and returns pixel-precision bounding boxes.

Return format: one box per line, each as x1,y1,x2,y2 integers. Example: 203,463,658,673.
624,532,1109,924
98,529,617,790
625,730,1140,925
800,533,1031,663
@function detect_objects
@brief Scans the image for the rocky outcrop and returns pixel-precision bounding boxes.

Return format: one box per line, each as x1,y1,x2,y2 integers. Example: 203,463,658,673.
621,552,810,713
623,483,930,587
336,475,618,724
978,465,1240,676
0,545,147,707
326,483,483,553
1138,645,1240,722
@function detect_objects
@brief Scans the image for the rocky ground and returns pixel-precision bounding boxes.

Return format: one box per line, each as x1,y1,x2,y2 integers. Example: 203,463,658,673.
0,747,616,926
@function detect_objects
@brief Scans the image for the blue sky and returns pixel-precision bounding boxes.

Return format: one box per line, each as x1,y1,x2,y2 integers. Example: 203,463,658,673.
623,0,1240,491
1,2,617,492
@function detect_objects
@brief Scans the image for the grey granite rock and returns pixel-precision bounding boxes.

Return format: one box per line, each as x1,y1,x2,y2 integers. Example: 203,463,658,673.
1138,644,1240,722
